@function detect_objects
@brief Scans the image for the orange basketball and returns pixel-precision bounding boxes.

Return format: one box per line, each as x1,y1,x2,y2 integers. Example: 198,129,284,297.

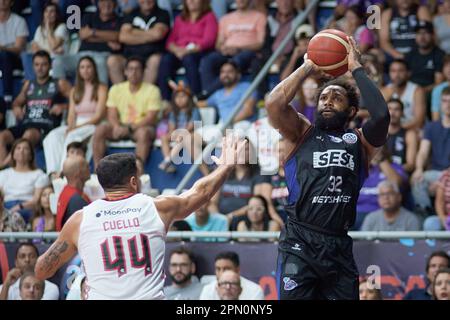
307,29,350,77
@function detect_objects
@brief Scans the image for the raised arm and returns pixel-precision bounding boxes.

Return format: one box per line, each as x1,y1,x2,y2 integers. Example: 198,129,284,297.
155,135,246,230
265,60,315,144
35,211,81,280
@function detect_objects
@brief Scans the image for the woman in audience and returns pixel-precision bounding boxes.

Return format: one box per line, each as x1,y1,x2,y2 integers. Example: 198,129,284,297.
0,139,49,224
31,2,68,78
0,189,26,232
433,0,450,54
432,268,450,300
290,76,320,123
159,81,209,175
158,0,218,101
237,195,281,239
359,278,383,300
30,186,55,232
43,56,107,176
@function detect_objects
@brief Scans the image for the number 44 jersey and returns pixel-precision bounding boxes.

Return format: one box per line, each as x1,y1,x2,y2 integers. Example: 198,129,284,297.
283,126,369,235
78,193,166,300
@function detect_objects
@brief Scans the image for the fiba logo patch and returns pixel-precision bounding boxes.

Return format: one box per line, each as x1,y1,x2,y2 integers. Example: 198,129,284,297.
342,133,358,144
283,277,298,291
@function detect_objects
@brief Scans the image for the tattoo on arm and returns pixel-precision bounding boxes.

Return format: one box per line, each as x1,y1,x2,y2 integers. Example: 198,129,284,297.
40,241,69,273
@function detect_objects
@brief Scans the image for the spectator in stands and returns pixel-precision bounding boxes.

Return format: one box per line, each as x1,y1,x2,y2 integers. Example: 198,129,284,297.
43,56,107,175
0,243,59,300
361,52,384,87
118,0,170,84
159,81,208,175
432,268,450,300
381,59,426,130
199,251,264,300
164,247,204,300
404,251,450,300
199,0,267,96
185,202,229,241
386,98,418,174
0,50,71,168
334,5,376,54
361,181,421,231
412,88,450,216
356,145,407,230
405,20,445,92
56,156,91,231
0,0,29,104
217,270,242,300
431,55,450,121
168,220,193,242
17,272,45,300
429,167,450,230
359,278,383,300
48,141,87,181
270,165,289,224
209,140,284,228
0,189,26,232
30,2,68,80
433,0,450,54
279,24,313,81
380,0,431,59
135,156,152,195
92,56,161,169
237,195,281,238
158,0,218,100
30,186,55,232
201,61,257,143
290,76,320,122
75,0,124,85
0,139,49,224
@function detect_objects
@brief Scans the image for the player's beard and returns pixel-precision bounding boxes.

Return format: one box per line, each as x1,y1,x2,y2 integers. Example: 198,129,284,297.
170,272,192,285
315,109,350,131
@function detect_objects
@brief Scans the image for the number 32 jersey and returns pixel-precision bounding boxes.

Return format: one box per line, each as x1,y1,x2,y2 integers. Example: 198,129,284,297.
78,193,166,300
284,126,368,234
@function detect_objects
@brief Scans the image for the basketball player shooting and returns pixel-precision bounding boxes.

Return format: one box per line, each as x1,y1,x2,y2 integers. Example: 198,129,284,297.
266,36,390,300
34,134,246,300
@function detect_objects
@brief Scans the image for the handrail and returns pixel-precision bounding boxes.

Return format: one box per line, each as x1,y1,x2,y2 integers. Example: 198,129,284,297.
174,0,321,194
1,231,449,241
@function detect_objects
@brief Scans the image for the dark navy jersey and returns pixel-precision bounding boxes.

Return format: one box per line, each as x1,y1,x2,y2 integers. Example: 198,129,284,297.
283,125,368,234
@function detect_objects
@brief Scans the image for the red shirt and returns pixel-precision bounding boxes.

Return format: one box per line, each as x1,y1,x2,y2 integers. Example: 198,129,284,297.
56,185,91,231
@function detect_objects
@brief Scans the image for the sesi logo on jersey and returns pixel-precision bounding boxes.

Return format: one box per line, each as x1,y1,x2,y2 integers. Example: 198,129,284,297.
313,150,355,170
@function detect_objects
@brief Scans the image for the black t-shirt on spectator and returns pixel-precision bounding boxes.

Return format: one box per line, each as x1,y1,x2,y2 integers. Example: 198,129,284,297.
122,6,170,58
79,12,123,53
62,193,90,227
0,98,6,130
405,46,445,86
218,173,271,214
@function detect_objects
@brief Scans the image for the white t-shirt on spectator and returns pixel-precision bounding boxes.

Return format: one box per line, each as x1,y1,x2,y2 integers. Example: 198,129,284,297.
199,276,264,300
0,168,49,202
33,23,68,56
0,13,29,47
0,279,60,300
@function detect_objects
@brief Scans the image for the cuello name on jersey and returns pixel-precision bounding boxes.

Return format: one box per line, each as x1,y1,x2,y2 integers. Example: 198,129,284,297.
312,150,355,170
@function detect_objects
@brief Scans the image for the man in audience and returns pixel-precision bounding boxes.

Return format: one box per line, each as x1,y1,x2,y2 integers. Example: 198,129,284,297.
385,98,418,174
199,0,267,96
405,20,445,93
199,251,264,300
118,0,170,84
185,202,228,242
381,59,426,130
17,272,45,300
92,56,161,169
404,251,450,300
431,55,450,121
164,247,203,300
361,181,421,231
0,0,28,104
412,87,450,216
0,50,71,168
0,243,59,300
217,270,242,300
56,156,91,231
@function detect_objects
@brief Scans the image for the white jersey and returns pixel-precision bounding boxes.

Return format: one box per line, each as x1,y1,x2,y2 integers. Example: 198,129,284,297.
78,193,167,300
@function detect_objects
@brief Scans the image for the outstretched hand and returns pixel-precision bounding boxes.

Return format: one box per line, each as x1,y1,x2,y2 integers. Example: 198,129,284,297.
346,36,362,72
211,134,247,167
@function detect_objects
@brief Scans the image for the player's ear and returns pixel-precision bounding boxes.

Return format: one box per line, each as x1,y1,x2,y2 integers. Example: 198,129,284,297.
349,106,357,120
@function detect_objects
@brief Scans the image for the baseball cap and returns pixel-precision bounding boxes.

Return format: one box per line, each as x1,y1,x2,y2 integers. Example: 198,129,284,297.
295,24,314,41
415,20,434,33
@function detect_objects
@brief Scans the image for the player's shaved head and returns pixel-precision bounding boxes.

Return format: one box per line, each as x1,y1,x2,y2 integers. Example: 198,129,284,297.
63,156,87,178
